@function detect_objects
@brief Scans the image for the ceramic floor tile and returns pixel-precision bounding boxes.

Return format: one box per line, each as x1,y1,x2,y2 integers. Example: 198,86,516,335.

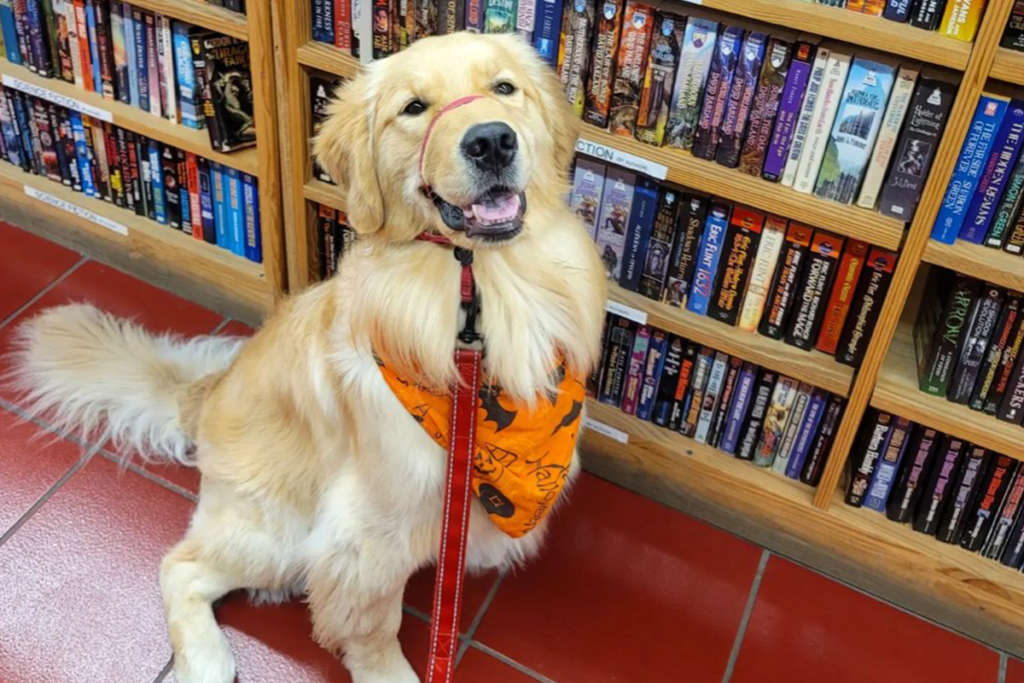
0,222,80,323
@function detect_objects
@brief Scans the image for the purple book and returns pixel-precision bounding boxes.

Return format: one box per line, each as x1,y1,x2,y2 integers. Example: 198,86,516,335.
715,31,767,169
763,42,815,182
719,362,759,455
635,329,668,421
960,99,1024,244
691,25,744,161
620,325,651,415
784,388,828,479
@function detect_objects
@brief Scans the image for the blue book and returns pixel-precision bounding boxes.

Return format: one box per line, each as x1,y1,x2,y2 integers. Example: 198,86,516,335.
211,164,230,249
69,112,97,198
719,362,758,455
225,167,245,256
133,9,149,112
932,95,1009,243
179,163,191,231
311,0,334,43
687,202,730,316
85,0,103,93
172,22,202,129
635,330,668,421
124,8,140,107
11,93,35,173
532,0,563,67
883,0,913,22
864,416,913,511
147,140,166,223
0,1,22,64
241,172,262,262
960,100,1024,243
25,0,50,75
618,177,659,292
784,388,827,479
197,158,217,244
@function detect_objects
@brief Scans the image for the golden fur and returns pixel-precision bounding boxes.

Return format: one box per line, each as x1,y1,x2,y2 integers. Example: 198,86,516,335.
11,32,605,683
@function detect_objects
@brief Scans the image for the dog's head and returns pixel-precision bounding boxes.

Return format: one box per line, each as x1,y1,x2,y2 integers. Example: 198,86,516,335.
313,32,579,246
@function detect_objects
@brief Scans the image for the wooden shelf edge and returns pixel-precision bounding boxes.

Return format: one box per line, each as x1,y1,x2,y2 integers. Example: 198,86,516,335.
0,60,260,177
303,179,345,212
578,128,906,251
923,239,1024,293
129,0,249,41
991,48,1024,86
872,319,1024,458
608,284,854,397
297,42,361,79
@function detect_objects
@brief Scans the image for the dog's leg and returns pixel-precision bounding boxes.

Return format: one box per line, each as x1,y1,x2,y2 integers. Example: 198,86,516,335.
160,538,241,683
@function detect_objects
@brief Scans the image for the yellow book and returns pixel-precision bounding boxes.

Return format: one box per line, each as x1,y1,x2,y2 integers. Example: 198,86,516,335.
940,0,986,42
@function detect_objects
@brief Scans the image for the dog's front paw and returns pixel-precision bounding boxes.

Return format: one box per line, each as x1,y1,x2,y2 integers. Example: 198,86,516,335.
172,633,236,683
346,646,419,683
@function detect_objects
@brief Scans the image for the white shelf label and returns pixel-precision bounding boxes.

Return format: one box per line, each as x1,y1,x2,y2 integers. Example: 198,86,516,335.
2,74,113,123
575,137,668,180
605,299,648,325
583,417,629,444
24,185,128,236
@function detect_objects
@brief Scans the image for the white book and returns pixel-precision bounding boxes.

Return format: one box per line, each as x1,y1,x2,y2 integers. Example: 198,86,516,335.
157,15,177,123
772,383,812,476
61,1,83,90
737,215,786,331
792,50,851,194
781,47,830,187
856,66,919,209
694,351,729,444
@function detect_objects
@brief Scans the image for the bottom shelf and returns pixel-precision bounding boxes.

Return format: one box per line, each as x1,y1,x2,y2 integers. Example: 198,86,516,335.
0,162,274,315
580,399,1024,654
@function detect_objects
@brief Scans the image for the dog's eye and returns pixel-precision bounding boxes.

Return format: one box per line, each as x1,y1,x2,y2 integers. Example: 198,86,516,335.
493,81,517,96
402,99,427,116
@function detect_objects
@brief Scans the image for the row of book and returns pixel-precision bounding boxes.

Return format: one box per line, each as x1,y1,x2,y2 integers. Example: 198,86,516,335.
846,410,1024,571
0,84,262,262
812,0,985,42
0,1,255,152
315,202,355,278
591,312,847,485
915,270,1024,425
1005,0,1024,51
570,156,899,368
931,95,1024,256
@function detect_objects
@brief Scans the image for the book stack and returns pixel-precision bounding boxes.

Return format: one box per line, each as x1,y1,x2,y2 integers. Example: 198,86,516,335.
0,83,262,261
0,2,255,152
846,410,1024,570
314,201,356,278
820,1,986,43
571,155,898,367
915,269,1024,425
592,311,847,484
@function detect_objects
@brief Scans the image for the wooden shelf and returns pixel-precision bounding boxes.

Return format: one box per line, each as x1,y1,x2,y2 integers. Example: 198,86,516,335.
579,127,906,251
608,284,854,397
129,0,248,41
872,319,1023,458
0,160,271,312
991,47,1024,85
303,179,345,212
0,59,260,176
690,0,972,71
923,239,1024,293
296,42,361,79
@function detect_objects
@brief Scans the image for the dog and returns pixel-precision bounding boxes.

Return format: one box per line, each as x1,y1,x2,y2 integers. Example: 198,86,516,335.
10,32,606,683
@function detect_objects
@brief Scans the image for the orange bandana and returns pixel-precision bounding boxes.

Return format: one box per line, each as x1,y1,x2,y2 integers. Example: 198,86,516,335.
376,356,585,538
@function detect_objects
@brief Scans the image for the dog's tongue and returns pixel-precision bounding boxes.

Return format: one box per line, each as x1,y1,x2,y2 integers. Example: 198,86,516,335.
470,192,521,223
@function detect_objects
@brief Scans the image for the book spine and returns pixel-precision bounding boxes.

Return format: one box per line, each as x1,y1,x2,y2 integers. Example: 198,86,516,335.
793,51,851,195
580,0,621,129
914,436,967,535
758,222,814,339
119,128,138,212
84,0,102,92
569,157,605,238
143,13,159,116
172,24,201,129
786,231,845,350
160,145,181,229
607,0,653,138
555,0,595,117
856,66,918,210
618,176,659,292
637,188,682,300
47,104,70,185
197,157,216,244
864,416,913,511
667,342,697,431
816,239,869,355
211,162,230,248
31,101,58,182
26,0,53,77
1003,0,1024,50
883,0,914,21
651,334,684,427
598,317,635,406
185,152,201,239
531,0,562,66
781,47,830,187
920,276,978,394
465,0,484,32
985,466,1024,560
708,205,763,325
771,382,812,476
800,395,845,485
784,388,828,479
987,150,1024,247
42,0,62,78
962,456,1016,552
665,17,718,151
939,0,984,42
318,203,338,277
960,100,1024,243
103,122,123,206
123,5,139,105
620,325,651,414
972,295,1021,410
0,1,22,64
68,111,94,196
910,0,946,29
846,411,893,507
94,0,116,100
998,350,1024,424
738,38,792,177
663,194,707,308
145,140,164,222
311,0,333,43
635,12,685,147
110,3,128,102
886,425,940,522
753,376,798,467
714,31,767,169
226,167,244,255
709,356,743,447
950,285,1004,403
686,202,730,316
691,25,742,161
593,167,636,282
719,362,758,455
242,172,262,262
736,370,777,461
835,247,897,367
986,313,1024,414
693,351,728,443
156,15,175,120
936,448,990,544
681,347,713,438
132,9,149,110
737,215,786,332
762,42,814,182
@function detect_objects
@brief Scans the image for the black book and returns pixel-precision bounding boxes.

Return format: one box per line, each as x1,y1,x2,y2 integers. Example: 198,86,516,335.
709,356,743,447
919,274,978,395
845,411,892,507
663,194,708,308
735,369,777,461
1001,496,1024,567
800,394,845,486
986,312,1024,414
886,425,941,523
785,231,844,349
103,123,124,209
909,0,947,30
835,247,897,367
983,465,1024,560
597,317,636,407
708,206,764,326
998,351,1024,424
317,203,339,278
1002,0,1024,51
667,341,699,431
47,105,71,187
638,188,683,300
913,435,968,536
971,295,1021,410
111,3,130,103
310,74,341,184
93,0,117,101
200,35,256,151
680,346,714,438
161,144,182,230
136,136,155,220
652,334,685,427
935,447,991,545
961,455,1016,552
949,284,1004,404
120,129,141,215
759,222,814,339
31,99,59,183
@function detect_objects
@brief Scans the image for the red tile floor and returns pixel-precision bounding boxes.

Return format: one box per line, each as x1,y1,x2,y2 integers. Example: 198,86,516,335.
0,220,1013,682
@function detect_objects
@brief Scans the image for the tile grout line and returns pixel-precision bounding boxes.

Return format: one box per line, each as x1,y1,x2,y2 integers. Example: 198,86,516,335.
1000,652,1007,683
456,569,507,664
721,549,771,683
466,641,557,683
0,255,88,332
96,449,199,502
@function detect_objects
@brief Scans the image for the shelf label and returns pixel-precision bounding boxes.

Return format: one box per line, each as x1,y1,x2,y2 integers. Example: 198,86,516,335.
575,137,668,180
583,417,629,444
605,299,648,324
2,74,113,123
24,185,128,235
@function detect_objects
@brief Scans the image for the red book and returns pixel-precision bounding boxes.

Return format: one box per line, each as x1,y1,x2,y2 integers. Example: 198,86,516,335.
816,239,869,355
72,0,93,92
186,152,203,240
334,0,352,51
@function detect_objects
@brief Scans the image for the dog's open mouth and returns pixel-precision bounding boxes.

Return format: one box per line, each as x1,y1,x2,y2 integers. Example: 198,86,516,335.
432,186,526,242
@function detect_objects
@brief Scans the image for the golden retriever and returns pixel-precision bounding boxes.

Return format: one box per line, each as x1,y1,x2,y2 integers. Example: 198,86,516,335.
10,32,606,683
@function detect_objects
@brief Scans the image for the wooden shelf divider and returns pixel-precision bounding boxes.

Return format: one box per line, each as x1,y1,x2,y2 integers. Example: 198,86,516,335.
297,41,362,78
923,239,1024,293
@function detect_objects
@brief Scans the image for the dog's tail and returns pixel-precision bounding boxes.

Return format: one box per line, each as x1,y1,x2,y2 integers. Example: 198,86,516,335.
7,303,245,464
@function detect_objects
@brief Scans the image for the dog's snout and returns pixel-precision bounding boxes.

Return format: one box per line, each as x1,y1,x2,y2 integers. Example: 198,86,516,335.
461,122,517,172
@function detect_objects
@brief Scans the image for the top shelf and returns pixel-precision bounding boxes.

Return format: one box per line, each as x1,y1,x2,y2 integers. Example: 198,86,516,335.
129,0,248,41
991,47,1024,86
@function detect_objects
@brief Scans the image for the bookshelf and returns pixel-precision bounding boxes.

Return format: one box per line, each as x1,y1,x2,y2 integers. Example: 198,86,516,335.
0,0,283,321
276,0,1024,656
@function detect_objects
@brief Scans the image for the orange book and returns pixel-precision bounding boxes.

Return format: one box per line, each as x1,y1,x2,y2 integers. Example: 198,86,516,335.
816,240,869,355
862,0,886,15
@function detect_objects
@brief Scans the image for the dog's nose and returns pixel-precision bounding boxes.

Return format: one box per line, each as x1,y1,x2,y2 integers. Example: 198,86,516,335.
461,122,517,172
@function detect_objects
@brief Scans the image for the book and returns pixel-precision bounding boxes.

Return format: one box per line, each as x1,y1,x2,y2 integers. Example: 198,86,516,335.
883,0,914,21
986,310,1024,414
933,95,1010,243
144,11,161,114
0,1,21,64
738,38,792,177
161,144,181,229
1000,499,1024,567
855,65,918,210
598,316,635,406
651,334,685,427
753,376,799,467
556,0,595,117
608,0,654,138
771,382,812,476
243,172,261,259
310,74,340,184
708,206,764,325
763,42,815,182
335,0,353,50
781,46,830,187
691,25,743,161
185,152,201,238
569,157,605,238
318,203,339,277
312,0,334,42
877,78,955,221
637,188,681,300
484,0,516,33
200,35,255,152
919,276,980,395
961,99,1024,244
987,149,1024,247
984,465,1024,560
155,14,176,119
816,239,869,355
681,346,714,438
800,394,845,485
736,369,777,461
835,247,897,367
949,284,1004,404
936,447,991,544
737,215,787,332
972,295,1022,411
786,231,845,350
664,17,717,151
581,0,623,129
998,350,1024,424
593,167,636,281
793,50,852,195
718,361,759,455
635,11,685,147
226,167,245,256
709,356,743,447
846,411,893,507
636,329,668,421
667,341,698,431
962,455,1016,552
532,0,563,66
864,416,913,511
886,425,941,522
619,176,659,292
620,324,651,414
913,435,967,535
663,193,707,308
759,221,814,339
52,0,74,84
714,31,767,168
910,0,947,30
686,201,730,316
211,162,229,246
939,0,984,42
1002,0,1024,51
694,351,729,443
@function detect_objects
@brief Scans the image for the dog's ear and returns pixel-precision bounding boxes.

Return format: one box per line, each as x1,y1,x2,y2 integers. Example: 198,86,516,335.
312,77,385,234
